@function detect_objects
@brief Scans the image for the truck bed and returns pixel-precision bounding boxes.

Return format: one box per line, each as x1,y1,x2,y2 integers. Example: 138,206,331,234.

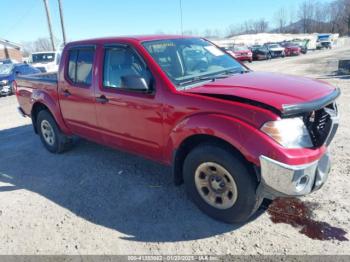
16,72,59,117
16,72,58,84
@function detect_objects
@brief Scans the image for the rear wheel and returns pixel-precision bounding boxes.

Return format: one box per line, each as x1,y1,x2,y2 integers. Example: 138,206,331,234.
183,144,261,223
37,110,72,153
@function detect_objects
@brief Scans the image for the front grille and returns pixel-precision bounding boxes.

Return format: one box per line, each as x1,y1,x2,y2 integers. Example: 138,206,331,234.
304,106,334,147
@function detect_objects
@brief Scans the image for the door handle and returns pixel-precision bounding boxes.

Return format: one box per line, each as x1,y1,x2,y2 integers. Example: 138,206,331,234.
96,95,109,104
62,89,71,97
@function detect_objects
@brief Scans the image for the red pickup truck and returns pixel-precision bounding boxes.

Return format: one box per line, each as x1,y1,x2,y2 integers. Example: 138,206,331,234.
15,35,340,223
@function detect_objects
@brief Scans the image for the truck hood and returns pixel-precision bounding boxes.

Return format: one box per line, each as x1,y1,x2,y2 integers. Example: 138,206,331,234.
184,71,339,116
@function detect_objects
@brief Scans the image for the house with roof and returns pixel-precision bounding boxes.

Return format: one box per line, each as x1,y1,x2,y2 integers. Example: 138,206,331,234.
0,38,22,62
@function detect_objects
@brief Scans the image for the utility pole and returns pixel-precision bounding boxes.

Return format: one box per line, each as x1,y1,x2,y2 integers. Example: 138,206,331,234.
43,0,56,51
57,0,67,45
179,0,183,36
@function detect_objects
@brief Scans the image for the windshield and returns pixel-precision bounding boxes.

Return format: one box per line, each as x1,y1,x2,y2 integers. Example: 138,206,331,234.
32,53,55,63
143,38,246,88
269,44,280,48
0,64,13,75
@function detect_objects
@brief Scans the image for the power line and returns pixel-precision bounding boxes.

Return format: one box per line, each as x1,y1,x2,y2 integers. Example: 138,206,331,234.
1,2,38,39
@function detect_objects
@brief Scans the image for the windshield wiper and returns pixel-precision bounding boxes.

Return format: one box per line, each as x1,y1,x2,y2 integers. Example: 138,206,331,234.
177,67,252,88
177,75,225,87
178,69,249,87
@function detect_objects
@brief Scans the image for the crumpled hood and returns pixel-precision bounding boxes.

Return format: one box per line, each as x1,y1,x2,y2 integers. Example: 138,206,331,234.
184,72,336,115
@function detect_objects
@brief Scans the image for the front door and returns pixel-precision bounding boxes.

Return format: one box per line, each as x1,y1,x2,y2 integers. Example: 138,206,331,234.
94,45,163,160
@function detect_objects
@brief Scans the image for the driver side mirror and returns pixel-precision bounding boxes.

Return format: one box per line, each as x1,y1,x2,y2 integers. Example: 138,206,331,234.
121,75,150,92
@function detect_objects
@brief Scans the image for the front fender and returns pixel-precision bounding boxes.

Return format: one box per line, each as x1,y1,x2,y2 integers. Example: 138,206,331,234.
165,113,261,165
164,113,325,166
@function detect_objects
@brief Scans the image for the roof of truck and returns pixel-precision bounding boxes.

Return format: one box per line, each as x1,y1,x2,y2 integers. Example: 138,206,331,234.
67,35,196,45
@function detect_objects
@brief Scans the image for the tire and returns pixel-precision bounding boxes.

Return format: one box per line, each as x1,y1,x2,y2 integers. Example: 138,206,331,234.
36,110,72,153
9,81,15,95
183,144,261,223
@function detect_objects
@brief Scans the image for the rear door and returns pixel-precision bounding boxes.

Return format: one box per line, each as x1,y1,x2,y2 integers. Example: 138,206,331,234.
58,46,100,140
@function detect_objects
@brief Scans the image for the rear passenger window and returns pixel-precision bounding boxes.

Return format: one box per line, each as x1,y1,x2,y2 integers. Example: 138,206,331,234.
67,48,94,86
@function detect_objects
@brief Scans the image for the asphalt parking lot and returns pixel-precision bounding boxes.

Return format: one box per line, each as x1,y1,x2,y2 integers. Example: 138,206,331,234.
0,46,349,255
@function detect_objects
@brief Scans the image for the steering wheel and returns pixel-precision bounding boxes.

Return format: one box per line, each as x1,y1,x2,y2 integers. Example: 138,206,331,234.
192,59,209,72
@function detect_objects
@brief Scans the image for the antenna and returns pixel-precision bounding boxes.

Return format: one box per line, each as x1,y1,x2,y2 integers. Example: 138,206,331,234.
179,0,183,36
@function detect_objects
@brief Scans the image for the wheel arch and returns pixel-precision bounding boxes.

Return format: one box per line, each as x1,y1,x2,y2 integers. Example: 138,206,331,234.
172,134,258,185
30,98,71,135
168,113,262,186
31,102,51,133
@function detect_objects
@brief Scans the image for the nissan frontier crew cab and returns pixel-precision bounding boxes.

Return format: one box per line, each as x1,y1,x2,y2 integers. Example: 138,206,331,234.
15,35,340,223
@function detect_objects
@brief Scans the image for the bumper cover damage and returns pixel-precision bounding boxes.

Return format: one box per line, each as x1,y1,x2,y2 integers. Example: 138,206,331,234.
259,152,331,198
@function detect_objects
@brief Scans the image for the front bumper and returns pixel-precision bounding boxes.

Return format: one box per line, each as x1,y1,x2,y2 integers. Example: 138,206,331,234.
259,152,331,198
0,85,12,95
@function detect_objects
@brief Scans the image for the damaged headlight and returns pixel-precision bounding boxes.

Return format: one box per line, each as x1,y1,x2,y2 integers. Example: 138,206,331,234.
261,117,313,148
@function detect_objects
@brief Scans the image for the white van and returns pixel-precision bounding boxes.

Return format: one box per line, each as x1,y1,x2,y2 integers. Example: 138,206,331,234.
30,51,61,73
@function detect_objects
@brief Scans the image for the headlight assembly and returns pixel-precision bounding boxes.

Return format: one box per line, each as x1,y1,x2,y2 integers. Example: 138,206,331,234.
261,117,313,148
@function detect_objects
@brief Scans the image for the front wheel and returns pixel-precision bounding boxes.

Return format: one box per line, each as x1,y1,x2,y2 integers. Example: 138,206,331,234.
183,144,261,223
37,110,72,153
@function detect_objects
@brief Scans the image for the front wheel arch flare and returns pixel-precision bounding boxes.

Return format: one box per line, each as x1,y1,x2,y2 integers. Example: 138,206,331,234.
172,134,258,186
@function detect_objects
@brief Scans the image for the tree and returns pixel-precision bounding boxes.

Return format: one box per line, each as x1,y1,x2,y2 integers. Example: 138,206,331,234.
253,19,269,33
298,0,316,33
21,37,61,57
274,8,288,33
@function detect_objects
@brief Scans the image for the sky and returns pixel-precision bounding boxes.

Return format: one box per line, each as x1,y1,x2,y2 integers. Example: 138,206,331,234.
0,0,333,44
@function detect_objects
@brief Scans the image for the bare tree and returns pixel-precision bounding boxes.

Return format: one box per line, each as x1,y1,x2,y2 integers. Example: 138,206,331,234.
203,28,213,38
21,37,61,56
341,0,350,35
253,19,269,33
298,0,316,33
243,20,254,33
274,8,288,33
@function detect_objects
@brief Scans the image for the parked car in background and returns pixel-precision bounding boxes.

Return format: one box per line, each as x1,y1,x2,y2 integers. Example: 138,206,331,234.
250,45,272,60
292,40,309,54
231,45,253,63
30,51,61,73
15,35,340,223
0,63,41,96
220,47,236,58
281,42,301,56
265,43,285,58
0,59,19,64
317,34,332,49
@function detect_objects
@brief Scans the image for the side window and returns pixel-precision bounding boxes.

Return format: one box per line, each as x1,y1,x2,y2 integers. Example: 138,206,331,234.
67,50,77,82
67,48,94,86
103,47,149,89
